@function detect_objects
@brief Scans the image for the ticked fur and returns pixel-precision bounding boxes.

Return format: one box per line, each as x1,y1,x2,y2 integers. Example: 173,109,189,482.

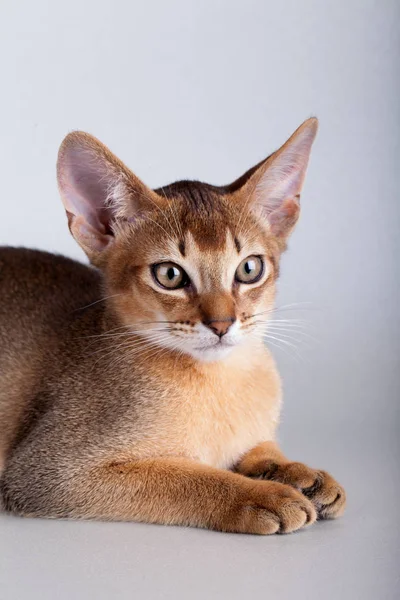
0,119,346,532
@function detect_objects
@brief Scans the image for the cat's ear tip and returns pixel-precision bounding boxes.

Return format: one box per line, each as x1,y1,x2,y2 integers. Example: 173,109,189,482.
288,117,318,149
305,115,319,125
58,130,99,154
57,132,106,177
60,130,84,144
300,116,319,135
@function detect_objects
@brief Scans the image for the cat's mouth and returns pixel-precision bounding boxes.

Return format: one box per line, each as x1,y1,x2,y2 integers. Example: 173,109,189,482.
193,338,237,352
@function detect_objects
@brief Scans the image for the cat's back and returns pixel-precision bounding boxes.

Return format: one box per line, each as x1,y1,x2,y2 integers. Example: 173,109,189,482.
0,247,102,469
0,247,100,315
0,246,102,366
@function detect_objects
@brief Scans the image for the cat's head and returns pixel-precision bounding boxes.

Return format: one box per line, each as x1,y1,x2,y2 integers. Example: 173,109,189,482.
57,119,317,361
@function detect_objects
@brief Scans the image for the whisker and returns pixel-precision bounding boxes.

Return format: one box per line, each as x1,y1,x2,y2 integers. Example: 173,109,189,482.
73,294,124,312
248,327,305,363
85,327,171,342
258,320,310,328
265,329,314,348
249,302,317,320
81,320,178,339
89,331,172,360
234,162,261,239
264,327,318,346
143,215,178,247
254,320,316,336
159,186,184,241
91,333,173,369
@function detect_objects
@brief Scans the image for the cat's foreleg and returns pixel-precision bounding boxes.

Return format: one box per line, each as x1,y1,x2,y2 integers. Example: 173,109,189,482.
2,454,316,533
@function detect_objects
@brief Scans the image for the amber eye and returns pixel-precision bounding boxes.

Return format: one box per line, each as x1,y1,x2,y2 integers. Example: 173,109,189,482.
235,256,264,284
153,262,189,290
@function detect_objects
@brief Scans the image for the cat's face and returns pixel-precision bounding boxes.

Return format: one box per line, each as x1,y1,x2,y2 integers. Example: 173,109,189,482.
57,118,318,362
106,186,279,361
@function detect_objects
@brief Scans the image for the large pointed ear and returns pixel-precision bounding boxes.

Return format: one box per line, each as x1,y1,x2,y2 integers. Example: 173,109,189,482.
57,132,163,262
230,118,318,241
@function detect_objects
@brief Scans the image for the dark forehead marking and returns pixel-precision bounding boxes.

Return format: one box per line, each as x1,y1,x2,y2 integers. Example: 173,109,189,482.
155,180,225,214
154,180,232,251
178,240,186,256
234,237,241,253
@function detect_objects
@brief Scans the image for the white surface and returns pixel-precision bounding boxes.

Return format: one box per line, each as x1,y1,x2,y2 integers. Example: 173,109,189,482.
1,433,399,600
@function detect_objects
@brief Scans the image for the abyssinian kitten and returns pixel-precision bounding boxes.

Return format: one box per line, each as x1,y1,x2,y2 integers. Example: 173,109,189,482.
0,118,346,534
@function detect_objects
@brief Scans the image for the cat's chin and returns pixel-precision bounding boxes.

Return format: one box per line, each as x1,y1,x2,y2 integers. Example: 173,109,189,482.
188,343,236,363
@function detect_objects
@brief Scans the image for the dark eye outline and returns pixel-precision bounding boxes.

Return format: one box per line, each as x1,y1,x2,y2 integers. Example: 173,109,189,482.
152,262,191,290
235,255,264,284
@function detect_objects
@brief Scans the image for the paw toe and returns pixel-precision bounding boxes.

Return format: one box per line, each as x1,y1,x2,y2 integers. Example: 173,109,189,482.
269,464,346,520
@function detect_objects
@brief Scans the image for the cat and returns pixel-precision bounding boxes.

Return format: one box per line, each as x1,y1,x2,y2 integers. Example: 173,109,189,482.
0,118,345,533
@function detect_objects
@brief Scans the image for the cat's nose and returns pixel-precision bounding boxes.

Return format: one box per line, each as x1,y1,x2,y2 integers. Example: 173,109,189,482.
203,318,236,338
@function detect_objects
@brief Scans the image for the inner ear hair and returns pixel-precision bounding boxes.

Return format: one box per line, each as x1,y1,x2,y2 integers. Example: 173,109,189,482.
57,131,165,262
230,118,318,241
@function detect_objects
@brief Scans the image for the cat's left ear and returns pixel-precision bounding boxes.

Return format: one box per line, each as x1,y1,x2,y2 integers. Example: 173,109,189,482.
231,118,318,240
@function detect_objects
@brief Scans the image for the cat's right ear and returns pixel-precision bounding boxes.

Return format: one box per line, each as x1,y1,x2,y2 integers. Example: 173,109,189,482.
57,132,163,263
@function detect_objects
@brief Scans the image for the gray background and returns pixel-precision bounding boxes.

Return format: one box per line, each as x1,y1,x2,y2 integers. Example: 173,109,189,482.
0,0,399,598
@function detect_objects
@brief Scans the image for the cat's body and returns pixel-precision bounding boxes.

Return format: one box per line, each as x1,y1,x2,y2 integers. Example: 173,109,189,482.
0,119,346,532
0,246,279,475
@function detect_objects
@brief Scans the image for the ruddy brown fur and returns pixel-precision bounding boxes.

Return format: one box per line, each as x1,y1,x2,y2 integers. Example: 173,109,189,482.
0,118,345,532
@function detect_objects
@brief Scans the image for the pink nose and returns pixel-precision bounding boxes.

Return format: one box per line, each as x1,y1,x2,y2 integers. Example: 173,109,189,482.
203,318,235,338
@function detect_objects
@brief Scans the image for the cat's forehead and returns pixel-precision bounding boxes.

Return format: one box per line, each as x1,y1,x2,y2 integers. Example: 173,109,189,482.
177,230,238,265
155,179,224,207
154,180,246,250
143,179,271,261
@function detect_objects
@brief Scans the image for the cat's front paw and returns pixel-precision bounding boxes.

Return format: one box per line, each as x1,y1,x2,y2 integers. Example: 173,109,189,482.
256,462,346,520
224,480,316,535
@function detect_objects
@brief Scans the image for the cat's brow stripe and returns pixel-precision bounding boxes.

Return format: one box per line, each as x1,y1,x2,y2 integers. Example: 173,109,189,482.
178,240,186,256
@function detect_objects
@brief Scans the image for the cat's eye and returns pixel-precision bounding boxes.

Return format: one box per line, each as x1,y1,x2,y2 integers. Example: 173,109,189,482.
152,262,189,290
235,256,264,284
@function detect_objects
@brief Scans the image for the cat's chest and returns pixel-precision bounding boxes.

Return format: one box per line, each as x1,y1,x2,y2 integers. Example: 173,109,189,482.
145,358,282,470
186,378,280,468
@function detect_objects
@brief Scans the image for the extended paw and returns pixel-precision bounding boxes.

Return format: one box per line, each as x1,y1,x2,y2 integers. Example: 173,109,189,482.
251,462,346,520
223,480,317,535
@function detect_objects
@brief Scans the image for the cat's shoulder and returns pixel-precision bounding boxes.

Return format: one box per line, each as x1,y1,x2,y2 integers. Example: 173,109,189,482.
0,246,102,310
0,246,98,282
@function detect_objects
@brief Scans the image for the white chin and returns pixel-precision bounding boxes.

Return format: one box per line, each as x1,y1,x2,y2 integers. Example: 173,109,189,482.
188,344,235,363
